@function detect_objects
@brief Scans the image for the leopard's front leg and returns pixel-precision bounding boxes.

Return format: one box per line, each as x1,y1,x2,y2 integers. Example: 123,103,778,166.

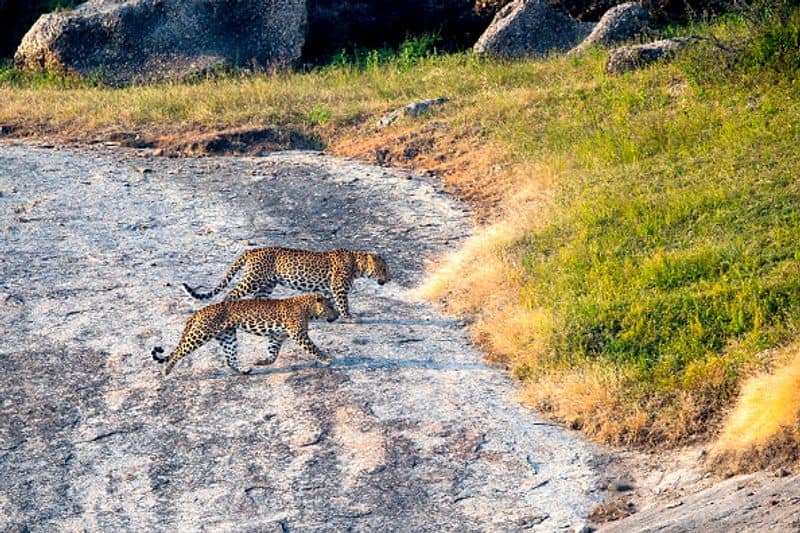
288,327,332,366
329,278,353,321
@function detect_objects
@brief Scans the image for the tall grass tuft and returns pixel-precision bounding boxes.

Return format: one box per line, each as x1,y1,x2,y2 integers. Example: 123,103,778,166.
712,343,800,471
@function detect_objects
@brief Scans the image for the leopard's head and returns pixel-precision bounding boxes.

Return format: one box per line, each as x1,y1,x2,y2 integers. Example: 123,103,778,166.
310,294,339,322
363,253,390,286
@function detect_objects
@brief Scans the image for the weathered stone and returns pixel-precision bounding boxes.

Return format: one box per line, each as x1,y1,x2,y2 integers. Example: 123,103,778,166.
0,143,605,530
605,37,689,74
474,0,595,58
570,2,650,55
378,97,449,127
14,0,306,85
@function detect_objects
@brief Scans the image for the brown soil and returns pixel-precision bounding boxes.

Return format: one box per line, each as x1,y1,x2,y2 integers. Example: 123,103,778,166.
330,121,512,221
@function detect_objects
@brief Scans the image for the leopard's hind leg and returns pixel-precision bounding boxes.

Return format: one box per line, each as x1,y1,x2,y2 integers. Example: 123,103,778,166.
254,280,277,299
155,315,216,376
225,276,274,301
216,328,251,374
254,331,286,366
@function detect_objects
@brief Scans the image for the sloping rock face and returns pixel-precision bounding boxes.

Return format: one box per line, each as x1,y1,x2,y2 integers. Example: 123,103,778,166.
0,143,605,531
474,0,595,58
571,2,650,54
606,36,688,74
14,0,306,85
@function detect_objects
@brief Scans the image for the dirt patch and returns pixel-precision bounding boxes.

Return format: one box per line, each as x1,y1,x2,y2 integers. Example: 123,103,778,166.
331,121,513,221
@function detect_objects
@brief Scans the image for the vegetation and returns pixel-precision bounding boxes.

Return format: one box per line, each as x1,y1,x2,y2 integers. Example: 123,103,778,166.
423,1,800,450
1,2,799,459
713,342,800,471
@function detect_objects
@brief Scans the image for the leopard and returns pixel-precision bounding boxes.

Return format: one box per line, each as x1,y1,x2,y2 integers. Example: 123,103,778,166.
151,294,339,376
182,247,390,320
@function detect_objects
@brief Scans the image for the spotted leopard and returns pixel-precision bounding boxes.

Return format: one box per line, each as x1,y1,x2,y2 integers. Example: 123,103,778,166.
182,247,390,319
152,294,339,376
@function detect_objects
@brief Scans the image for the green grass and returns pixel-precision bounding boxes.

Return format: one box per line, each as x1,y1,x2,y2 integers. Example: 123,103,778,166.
2,2,799,445
508,1,800,440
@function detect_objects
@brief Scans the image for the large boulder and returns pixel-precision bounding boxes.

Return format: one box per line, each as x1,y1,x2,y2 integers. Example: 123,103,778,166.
474,0,595,58
570,2,650,55
605,36,689,74
14,0,306,85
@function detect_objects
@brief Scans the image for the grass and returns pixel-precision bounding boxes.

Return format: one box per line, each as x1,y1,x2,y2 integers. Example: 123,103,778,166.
3,3,800,456
712,342,800,471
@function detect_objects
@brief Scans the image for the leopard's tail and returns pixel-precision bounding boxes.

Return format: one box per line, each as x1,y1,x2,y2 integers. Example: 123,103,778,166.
182,252,247,300
152,346,166,363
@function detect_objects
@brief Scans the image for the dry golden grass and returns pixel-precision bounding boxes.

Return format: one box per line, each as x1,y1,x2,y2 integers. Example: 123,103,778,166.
412,171,553,366
712,344,800,471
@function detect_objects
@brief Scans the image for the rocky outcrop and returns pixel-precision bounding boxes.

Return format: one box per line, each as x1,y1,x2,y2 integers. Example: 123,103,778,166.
14,0,306,85
570,2,650,54
474,0,595,58
606,37,689,74
0,143,605,531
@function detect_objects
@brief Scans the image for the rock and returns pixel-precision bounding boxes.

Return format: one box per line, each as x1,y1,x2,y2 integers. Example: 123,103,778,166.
14,0,306,86
605,37,690,74
570,2,650,55
378,97,449,127
1,143,604,531
575,524,595,533
775,467,791,478
474,0,595,59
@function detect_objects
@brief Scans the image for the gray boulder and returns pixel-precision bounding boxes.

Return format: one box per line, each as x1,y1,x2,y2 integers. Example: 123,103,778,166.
474,0,595,59
14,0,306,86
606,37,689,74
571,2,650,55
378,97,449,127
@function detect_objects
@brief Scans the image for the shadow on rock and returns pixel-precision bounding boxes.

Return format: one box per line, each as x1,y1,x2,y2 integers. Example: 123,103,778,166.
160,126,325,156
174,357,492,381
